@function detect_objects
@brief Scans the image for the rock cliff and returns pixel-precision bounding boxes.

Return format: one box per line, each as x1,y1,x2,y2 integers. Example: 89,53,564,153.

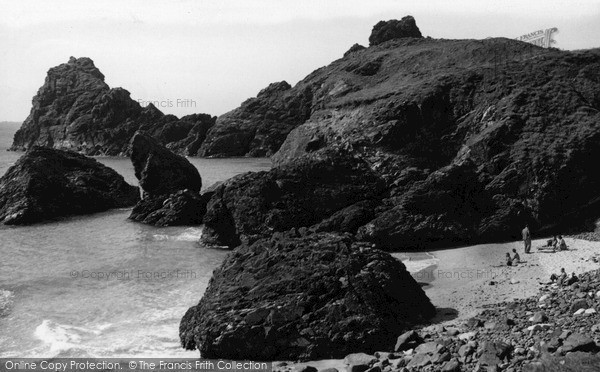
180,232,435,360
200,17,600,249
0,147,139,224
10,57,216,156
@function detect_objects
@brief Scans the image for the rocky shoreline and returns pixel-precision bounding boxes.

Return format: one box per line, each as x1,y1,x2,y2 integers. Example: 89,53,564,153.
275,268,600,372
2,15,600,371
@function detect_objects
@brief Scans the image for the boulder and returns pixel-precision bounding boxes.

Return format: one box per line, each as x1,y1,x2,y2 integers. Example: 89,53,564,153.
0,147,139,224
368,16,423,46
128,189,209,226
130,131,201,197
414,341,440,354
344,353,377,372
179,232,435,360
570,299,588,313
441,359,461,372
394,330,423,352
128,132,204,226
530,311,548,324
561,333,598,353
477,341,511,367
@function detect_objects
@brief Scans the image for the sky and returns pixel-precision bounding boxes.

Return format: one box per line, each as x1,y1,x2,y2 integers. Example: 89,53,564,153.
1,0,599,122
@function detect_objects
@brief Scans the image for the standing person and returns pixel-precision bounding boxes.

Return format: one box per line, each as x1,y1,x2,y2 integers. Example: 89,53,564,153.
522,224,531,254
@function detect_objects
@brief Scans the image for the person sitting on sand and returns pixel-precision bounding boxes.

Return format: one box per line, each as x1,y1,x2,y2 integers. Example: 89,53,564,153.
550,268,567,285
566,272,579,286
558,235,568,251
512,248,521,264
547,235,557,248
506,253,513,266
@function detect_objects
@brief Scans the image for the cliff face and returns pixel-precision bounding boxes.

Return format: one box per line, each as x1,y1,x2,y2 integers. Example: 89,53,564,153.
198,81,313,157
10,57,216,156
200,24,600,249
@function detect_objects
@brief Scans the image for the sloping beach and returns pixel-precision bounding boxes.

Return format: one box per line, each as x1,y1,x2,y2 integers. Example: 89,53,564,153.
400,237,600,322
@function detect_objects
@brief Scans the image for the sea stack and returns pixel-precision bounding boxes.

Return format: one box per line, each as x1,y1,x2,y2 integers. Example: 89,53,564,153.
128,131,207,226
10,57,216,156
0,147,139,225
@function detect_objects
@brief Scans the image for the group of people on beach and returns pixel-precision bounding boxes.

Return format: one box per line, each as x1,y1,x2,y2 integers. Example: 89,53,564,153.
544,235,568,252
550,267,579,286
505,249,520,266
506,224,580,286
505,224,569,266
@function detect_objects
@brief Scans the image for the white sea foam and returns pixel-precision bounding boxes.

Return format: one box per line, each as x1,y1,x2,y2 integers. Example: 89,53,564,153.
34,320,112,356
152,227,203,242
394,252,439,273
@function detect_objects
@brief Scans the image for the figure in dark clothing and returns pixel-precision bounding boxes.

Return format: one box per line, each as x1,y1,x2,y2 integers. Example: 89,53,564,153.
522,225,531,254
566,273,579,286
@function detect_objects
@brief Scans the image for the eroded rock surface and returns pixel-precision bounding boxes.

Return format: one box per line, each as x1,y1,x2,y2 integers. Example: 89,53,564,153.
180,232,435,360
128,132,205,226
10,57,216,156
0,147,139,224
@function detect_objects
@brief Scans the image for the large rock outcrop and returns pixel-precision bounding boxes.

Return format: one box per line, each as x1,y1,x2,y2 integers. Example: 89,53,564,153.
180,232,435,360
198,20,600,249
128,132,205,226
200,148,385,247
198,81,313,157
368,16,423,46
10,57,216,156
0,147,139,224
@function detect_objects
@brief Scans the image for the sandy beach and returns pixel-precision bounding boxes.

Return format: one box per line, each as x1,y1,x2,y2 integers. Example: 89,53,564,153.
397,237,600,323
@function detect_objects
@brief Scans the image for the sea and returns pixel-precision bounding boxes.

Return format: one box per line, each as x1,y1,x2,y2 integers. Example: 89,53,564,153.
0,122,440,358
0,122,272,357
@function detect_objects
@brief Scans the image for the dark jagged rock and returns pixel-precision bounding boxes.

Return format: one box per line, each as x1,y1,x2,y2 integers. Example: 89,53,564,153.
130,131,201,197
128,189,208,227
179,232,435,360
10,57,216,156
368,16,423,46
128,132,204,226
269,37,600,249
179,19,600,249
200,148,385,247
198,81,313,157
0,146,139,224
344,43,366,57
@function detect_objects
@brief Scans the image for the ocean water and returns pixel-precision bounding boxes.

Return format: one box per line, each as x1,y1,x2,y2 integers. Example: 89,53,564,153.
0,123,271,357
